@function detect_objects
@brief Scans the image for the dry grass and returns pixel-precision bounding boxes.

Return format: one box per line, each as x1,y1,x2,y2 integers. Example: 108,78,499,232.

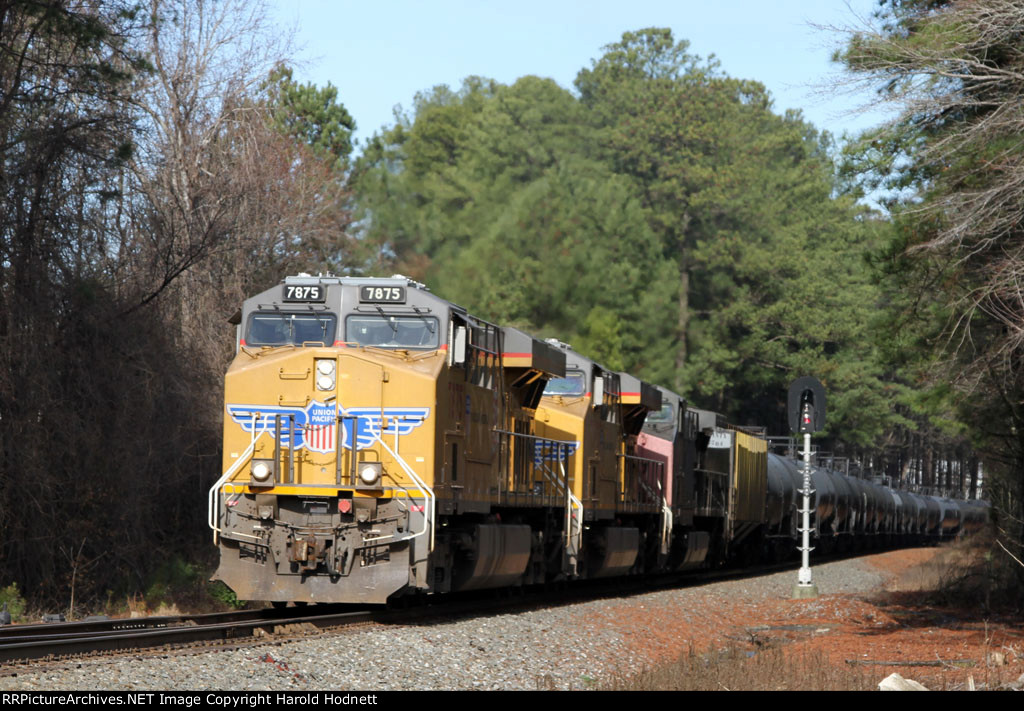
605,642,875,691
883,542,983,604
885,532,1024,613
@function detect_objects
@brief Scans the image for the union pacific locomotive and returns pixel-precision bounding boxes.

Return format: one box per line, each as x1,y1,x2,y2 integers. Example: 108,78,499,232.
209,275,988,604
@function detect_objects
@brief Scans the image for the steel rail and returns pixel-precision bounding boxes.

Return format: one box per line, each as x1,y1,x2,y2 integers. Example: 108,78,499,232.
0,609,282,640
0,608,374,663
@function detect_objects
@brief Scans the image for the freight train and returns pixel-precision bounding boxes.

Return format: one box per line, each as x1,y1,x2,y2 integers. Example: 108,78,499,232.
208,274,989,604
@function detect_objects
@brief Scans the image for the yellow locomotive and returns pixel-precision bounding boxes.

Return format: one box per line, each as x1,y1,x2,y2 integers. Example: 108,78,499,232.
210,274,664,604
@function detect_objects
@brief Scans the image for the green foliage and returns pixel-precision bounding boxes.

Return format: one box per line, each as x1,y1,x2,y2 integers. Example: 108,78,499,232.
0,583,27,622
143,556,202,605
266,64,356,168
356,74,680,382
575,307,626,372
353,28,898,451
206,581,245,610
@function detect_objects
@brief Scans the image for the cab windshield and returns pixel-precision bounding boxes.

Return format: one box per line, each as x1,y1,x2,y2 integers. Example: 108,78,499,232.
645,403,674,424
543,370,586,397
246,313,337,346
346,314,439,349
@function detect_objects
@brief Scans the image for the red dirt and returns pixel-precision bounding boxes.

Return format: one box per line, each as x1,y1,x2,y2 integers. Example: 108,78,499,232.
589,548,1024,690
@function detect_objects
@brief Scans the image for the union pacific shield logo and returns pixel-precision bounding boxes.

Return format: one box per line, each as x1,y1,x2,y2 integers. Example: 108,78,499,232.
533,440,579,464
226,401,430,453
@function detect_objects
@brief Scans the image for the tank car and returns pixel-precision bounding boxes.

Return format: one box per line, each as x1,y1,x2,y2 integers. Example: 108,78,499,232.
763,452,988,555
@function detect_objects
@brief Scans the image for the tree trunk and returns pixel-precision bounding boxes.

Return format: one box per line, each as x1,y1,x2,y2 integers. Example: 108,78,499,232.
675,263,689,391
924,445,934,491
969,457,979,500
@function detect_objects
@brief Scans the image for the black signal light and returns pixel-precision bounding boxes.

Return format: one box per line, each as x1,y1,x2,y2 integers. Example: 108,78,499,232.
788,376,826,434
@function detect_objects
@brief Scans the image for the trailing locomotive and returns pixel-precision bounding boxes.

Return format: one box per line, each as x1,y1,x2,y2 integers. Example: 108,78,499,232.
209,274,989,605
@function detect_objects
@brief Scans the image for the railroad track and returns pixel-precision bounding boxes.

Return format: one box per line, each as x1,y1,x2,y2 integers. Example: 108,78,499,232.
0,573,738,665
0,606,376,664
0,547,905,666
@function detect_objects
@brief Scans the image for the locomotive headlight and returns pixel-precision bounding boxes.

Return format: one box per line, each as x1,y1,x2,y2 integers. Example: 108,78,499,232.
250,459,274,485
315,359,336,391
358,461,382,486
317,359,335,375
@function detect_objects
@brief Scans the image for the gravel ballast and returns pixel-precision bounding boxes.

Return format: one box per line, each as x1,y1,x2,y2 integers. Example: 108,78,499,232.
0,557,891,691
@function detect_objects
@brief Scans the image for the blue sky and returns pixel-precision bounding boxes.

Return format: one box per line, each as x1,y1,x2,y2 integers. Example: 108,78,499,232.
270,0,891,152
